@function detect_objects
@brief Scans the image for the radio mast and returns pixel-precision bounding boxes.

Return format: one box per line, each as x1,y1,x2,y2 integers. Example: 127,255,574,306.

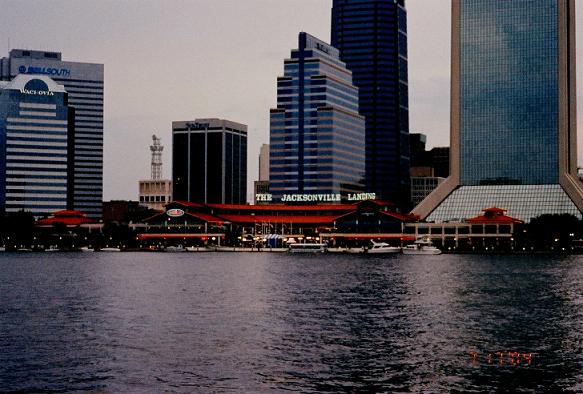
150,134,163,180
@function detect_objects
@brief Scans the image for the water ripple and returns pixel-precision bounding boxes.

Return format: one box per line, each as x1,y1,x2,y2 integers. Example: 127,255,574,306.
0,252,582,392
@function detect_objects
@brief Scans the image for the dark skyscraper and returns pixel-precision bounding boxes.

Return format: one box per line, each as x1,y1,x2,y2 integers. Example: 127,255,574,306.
331,0,410,207
413,0,583,222
172,118,247,205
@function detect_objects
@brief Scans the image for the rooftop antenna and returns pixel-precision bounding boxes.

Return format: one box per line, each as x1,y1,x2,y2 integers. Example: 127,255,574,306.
150,134,163,180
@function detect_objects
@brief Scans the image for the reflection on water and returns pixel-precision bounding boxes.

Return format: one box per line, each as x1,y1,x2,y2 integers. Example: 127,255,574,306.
0,252,582,392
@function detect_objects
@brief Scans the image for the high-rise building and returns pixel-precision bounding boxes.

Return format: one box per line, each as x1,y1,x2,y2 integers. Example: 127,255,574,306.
254,143,270,204
430,147,450,179
0,74,74,216
258,143,270,182
269,32,365,203
172,118,247,204
331,0,410,207
409,133,448,206
0,49,104,218
410,133,428,168
139,135,172,211
413,0,583,222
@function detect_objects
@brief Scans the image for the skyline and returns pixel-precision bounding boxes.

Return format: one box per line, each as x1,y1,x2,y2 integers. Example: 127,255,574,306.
1,0,582,201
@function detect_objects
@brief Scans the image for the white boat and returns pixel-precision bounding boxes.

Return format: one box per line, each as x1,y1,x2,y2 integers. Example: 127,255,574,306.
99,247,121,252
366,241,401,254
326,247,346,253
288,243,327,253
165,245,186,252
80,246,94,252
186,246,213,252
345,247,366,254
403,238,442,255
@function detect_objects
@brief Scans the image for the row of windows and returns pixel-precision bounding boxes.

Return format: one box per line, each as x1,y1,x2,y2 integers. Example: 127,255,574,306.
140,195,168,203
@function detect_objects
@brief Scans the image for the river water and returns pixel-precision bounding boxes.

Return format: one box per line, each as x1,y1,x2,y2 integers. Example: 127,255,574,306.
0,252,582,392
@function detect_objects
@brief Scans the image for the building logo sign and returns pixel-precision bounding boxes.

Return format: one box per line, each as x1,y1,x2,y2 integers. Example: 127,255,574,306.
282,194,341,203
20,79,54,96
18,65,71,77
257,193,377,203
256,193,272,202
166,208,185,217
20,88,54,96
185,122,210,130
315,42,330,54
347,193,376,201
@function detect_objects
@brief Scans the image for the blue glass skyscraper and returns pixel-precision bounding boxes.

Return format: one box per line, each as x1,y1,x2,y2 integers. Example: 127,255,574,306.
0,75,74,216
1,50,104,219
269,32,365,203
413,0,583,222
331,0,410,207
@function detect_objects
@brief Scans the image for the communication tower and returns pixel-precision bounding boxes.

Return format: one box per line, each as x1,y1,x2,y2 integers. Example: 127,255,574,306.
150,134,163,180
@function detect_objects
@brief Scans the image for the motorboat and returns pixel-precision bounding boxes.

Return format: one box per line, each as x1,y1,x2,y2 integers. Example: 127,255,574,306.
99,247,121,252
185,246,211,252
326,247,346,253
288,243,327,253
402,237,442,255
366,241,401,254
164,245,186,252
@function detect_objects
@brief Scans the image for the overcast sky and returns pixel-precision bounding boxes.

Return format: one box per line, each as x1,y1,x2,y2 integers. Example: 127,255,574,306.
0,0,581,201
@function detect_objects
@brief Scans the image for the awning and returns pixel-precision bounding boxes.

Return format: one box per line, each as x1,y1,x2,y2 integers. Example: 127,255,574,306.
263,234,282,240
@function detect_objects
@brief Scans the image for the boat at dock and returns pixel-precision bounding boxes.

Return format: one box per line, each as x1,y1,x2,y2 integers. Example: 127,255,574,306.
402,238,442,255
164,245,187,252
365,241,401,254
288,243,327,253
98,247,122,252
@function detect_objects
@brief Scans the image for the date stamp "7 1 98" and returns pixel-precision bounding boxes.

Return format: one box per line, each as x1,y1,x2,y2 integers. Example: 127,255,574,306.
469,351,533,366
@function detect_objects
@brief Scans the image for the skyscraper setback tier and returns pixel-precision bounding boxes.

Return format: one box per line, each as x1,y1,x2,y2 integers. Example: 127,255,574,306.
269,32,366,203
331,0,410,207
0,75,74,216
172,119,247,205
413,0,583,223
0,49,104,219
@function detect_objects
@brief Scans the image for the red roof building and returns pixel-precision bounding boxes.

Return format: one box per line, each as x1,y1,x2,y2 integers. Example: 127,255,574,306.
35,210,95,227
465,207,523,224
137,200,418,244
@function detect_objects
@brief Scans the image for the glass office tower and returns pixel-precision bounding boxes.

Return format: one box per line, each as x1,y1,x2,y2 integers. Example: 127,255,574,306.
331,0,410,207
1,50,104,219
0,75,74,216
269,32,365,203
413,0,583,222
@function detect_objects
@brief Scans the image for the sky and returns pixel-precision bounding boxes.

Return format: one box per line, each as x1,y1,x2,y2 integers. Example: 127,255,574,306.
0,0,581,201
